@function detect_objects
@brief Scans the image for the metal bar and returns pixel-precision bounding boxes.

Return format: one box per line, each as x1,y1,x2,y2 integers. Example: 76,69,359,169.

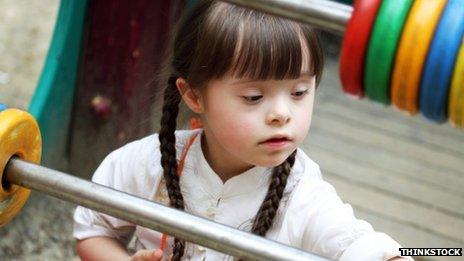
5,158,330,261
220,0,352,35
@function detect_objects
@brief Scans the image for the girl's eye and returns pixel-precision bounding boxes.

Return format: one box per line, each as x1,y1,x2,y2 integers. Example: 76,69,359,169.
242,95,263,103
293,90,309,97
242,90,309,103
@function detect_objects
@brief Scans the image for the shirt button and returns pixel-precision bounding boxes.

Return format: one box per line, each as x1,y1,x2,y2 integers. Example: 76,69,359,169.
206,207,215,218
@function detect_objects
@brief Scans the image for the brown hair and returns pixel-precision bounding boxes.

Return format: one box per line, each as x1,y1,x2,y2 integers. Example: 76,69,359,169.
157,0,323,259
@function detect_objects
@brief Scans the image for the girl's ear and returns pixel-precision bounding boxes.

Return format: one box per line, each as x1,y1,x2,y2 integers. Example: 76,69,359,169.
175,78,205,114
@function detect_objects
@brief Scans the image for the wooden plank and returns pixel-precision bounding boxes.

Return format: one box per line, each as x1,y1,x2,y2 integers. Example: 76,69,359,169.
315,90,464,154
310,111,464,175
321,175,464,243
355,208,461,261
317,100,464,158
303,144,464,218
305,126,464,197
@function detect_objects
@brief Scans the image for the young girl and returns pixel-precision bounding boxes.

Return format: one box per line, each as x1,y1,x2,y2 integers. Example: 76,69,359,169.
73,1,413,260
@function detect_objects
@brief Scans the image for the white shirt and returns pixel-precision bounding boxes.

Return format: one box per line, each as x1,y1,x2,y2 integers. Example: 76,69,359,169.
73,128,410,260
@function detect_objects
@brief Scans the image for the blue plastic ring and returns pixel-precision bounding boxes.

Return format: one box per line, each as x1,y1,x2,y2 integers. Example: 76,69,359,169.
0,104,8,113
420,0,464,122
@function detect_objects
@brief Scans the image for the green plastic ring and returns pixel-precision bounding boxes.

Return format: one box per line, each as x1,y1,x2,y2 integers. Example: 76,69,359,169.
364,0,413,105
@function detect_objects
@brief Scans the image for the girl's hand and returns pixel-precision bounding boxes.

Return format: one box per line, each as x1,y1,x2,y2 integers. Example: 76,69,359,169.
130,249,167,261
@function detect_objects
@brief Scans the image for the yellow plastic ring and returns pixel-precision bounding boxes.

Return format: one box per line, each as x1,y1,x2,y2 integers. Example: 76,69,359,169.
0,109,41,227
449,41,464,129
390,0,447,114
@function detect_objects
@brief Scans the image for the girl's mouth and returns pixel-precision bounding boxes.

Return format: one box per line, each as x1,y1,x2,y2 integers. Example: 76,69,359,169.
259,138,291,150
266,138,289,142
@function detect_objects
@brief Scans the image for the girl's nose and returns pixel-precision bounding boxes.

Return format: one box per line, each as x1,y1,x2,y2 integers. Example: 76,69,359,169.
265,100,291,126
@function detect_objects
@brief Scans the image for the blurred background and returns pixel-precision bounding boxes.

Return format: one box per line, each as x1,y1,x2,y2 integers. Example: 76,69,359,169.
0,0,463,260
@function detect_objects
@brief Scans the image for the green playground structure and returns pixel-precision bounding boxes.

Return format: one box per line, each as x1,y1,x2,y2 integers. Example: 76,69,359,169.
29,0,87,169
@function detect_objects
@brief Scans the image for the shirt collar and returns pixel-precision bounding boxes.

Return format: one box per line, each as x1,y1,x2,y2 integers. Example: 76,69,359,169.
186,129,272,199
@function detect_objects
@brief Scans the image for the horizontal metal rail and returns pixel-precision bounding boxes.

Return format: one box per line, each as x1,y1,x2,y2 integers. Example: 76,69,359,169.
5,158,330,261
221,0,352,34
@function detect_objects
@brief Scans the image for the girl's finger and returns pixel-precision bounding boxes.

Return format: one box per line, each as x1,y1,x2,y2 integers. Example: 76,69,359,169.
151,249,164,260
160,253,173,261
131,249,164,261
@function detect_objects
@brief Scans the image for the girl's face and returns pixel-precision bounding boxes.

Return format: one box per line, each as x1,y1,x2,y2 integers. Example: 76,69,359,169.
199,72,316,175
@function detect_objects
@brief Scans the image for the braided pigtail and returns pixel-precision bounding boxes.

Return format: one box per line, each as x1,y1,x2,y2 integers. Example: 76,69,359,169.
158,76,186,260
251,150,297,236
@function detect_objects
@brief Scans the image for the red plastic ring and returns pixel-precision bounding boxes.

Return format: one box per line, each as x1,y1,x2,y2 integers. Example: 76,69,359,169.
339,0,382,98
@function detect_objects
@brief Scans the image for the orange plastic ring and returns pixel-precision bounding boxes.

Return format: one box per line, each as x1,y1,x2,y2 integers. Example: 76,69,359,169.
0,109,42,227
449,42,464,129
390,0,447,114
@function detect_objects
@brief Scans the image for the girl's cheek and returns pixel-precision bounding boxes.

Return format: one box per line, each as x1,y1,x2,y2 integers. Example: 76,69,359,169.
207,96,259,140
213,102,257,129
234,114,260,132
297,106,314,140
223,119,255,138
217,117,258,147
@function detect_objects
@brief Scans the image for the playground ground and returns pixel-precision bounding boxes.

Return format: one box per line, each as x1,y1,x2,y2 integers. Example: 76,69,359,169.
1,1,463,260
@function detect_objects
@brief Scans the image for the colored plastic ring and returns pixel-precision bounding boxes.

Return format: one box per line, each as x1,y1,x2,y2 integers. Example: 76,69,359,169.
0,109,42,227
420,0,464,122
390,0,447,115
364,0,413,105
339,0,382,98
449,42,464,129
0,104,7,113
